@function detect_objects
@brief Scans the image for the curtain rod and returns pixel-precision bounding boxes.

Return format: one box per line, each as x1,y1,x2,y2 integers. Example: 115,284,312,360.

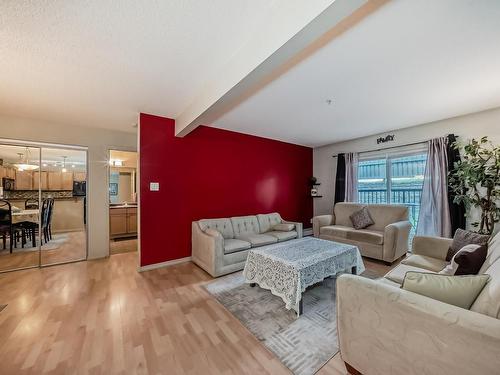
330,136,454,158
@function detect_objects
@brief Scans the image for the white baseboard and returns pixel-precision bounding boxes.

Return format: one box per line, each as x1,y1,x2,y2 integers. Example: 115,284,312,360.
137,256,192,272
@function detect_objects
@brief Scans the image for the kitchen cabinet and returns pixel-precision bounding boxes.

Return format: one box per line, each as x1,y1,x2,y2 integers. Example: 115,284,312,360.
62,172,73,190
110,206,137,238
32,171,48,190
15,170,33,190
47,171,73,190
5,167,16,179
127,208,137,233
48,171,62,190
73,172,86,182
0,166,16,181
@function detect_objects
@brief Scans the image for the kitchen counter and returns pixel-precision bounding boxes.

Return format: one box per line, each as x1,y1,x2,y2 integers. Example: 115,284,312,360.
110,204,137,209
3,190,80,200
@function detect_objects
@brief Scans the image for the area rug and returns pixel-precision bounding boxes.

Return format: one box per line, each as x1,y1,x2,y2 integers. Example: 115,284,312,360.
205,270,381,375
205,272,338,374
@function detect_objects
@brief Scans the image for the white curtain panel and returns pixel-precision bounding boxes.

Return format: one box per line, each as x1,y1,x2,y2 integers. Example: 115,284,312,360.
345,152,359,202
416,137,452,237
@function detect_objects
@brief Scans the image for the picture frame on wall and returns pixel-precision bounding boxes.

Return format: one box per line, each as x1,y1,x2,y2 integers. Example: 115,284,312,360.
109,183,118,196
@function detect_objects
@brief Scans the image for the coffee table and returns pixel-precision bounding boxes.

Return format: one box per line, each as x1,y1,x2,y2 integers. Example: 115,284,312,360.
243,237,364,317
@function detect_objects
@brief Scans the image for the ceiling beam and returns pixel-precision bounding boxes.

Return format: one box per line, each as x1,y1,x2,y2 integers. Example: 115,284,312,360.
175,0,387,137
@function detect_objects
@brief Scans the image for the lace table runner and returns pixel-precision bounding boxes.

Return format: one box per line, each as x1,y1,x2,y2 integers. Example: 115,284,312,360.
243,237,365,312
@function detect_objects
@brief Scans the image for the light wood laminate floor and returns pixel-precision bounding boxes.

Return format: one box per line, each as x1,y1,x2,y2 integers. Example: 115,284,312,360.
0,251,395,374
0,231,86,272
110,238,138,255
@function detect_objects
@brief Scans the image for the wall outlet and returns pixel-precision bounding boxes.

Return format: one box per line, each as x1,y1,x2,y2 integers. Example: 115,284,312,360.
149,182,160,191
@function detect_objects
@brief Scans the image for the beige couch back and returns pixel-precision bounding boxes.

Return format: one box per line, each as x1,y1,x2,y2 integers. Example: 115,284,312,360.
231,215,260,237
334,202,409,231
257,213,282,233
471,231,500,319
198,218,234,239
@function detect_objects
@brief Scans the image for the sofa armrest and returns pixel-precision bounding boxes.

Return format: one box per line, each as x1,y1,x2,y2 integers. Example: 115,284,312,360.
383,220,411,262
282,220,303,238
312,215,333,237
337,274,500,375
191,223,224,276
412,235,453,260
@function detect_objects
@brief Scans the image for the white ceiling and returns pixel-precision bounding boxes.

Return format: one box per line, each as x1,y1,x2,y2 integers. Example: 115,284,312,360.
213,0,500,147
0,0,332,133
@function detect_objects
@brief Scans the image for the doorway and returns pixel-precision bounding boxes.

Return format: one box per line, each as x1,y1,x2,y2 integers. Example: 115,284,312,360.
0,141,87,273
108,150,138,255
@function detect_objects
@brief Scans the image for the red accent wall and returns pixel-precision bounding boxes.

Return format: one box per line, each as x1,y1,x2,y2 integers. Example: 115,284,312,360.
139,113,313,267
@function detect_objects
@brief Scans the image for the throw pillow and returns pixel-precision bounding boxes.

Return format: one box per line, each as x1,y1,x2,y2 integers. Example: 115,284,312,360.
455,244,488,275
446,229,489,261
273,223,295,232
402,271,490,309
349,206,374,230
439,244,480,275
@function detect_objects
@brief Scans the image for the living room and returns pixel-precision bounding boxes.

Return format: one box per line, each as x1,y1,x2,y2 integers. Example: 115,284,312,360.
1,1,499,374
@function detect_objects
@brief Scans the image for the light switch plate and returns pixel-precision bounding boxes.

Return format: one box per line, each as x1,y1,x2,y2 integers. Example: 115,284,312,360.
149,182,160,191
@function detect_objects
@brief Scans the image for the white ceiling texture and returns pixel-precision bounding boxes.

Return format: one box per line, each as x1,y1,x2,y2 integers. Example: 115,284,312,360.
0,0,333,134
1,0,499,147
213,0,500,146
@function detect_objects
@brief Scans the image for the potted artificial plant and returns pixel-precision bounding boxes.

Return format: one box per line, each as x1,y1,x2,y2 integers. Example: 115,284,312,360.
449,136,500,234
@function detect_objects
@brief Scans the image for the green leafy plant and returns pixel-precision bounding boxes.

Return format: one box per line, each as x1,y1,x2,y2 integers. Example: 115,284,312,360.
449,136,500,234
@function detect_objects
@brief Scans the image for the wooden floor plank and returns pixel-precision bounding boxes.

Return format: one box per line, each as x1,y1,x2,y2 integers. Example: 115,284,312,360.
0,251,394,374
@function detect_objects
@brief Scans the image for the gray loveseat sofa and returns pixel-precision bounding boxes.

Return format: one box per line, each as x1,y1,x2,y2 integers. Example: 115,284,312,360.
192,213,303,277
313,202,411,264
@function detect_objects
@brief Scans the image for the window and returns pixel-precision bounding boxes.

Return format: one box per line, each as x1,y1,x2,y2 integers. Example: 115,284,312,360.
357,146,427,243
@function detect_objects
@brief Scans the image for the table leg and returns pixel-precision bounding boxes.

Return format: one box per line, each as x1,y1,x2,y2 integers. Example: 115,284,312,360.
351,265,357,275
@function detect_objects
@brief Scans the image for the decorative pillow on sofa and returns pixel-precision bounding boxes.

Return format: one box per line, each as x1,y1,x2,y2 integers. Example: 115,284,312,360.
402,271,490,309
349,206,374,230
446,229,489,261
273,223,295,232
440,244,487,275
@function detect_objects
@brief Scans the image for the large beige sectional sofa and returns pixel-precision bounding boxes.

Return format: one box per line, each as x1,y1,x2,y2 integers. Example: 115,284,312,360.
337,231,500,375
192,213,303,277
313,202,411,264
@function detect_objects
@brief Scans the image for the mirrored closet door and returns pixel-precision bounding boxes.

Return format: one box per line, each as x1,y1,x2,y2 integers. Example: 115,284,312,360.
0,141,88,273
0,144,41,272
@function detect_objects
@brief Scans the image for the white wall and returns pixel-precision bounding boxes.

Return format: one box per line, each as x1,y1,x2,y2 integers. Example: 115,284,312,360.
313,107,500,217
0,115,137,259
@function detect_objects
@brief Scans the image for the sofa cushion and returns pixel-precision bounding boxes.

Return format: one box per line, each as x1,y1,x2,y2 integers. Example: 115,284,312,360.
334,203,408,231
257,213,282,233
198,218,234,239
479,230,500,274
320,225,384,245
224,239,251,254
402,272,490,310
446,228,490,261
385,264,433,285
402,254,449,272
223,248,250,266
349,206,374,229
273,223,294,232
231,216,260,237
236,233,278,247
470,235,500,318
266,230,297,242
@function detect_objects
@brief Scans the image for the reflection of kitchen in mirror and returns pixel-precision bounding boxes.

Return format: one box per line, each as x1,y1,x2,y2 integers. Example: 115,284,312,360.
109,150,137,255
0,143,87,273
